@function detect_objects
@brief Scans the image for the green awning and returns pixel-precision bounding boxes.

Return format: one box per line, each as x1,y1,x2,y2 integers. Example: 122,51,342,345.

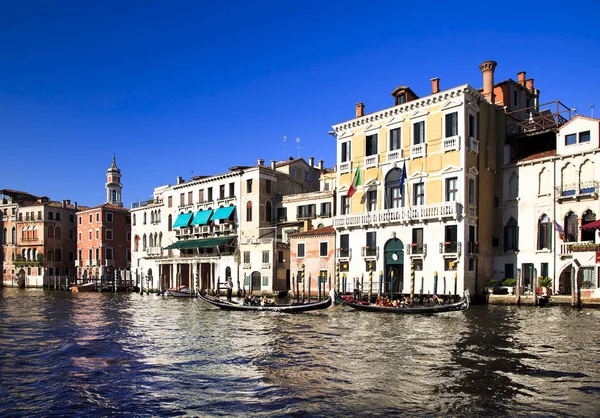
172,212,193,228
210,206,235,221
190,209,213,226
164,242,180,250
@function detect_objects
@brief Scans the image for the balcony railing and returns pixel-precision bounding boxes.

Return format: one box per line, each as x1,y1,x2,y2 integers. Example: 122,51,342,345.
559,241,599,255
387,149,402,163
443,135,460,153
175,228,192,238
85,260,91,267
407,244,424,255
364,155,379,169
75,259,81,267
337,248,351,259
338,161,352,174
360,246,378,257
147,247,163,256
556,181,599,200
215,223,235,234
334,202,462,229
439,241,460,254
262,263,271,269
468,137,479,154
505,100,571,137
410,143,426,159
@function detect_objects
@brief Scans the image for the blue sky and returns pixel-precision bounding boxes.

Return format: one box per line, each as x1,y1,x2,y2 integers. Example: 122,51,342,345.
1,1,598,207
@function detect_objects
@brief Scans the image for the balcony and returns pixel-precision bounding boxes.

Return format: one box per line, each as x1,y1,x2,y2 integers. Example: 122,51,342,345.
337,248,351,259
364,155,379,169
556,181,599,202
75,259,81,267
217,196,236,207
262,263,271,269
334,202,462,229
505,100,571,137
175,228,192,238
242,263,251,269
407,243,425,255
443,135,460,153
360,246,378,258
439,241,461,255
338,161,352,174
559,241,600,256
410,143,426,159
468,137,479,154
85,260,91,267
215,223,235,234
147,247,163,256
387,149,402,163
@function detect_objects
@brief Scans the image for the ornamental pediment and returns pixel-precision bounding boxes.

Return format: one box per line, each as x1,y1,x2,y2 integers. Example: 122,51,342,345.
386,117,405,126
440,99,463,110
338,130,354,139
468,166,479,176
409,109,430,119
442,165,463,174
408,171,428,180
363,124,381,133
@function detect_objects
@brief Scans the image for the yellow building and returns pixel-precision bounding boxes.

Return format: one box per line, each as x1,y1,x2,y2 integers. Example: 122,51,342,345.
331,61,510,297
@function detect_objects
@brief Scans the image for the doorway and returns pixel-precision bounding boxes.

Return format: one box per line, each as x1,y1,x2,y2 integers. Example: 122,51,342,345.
384,238,404,296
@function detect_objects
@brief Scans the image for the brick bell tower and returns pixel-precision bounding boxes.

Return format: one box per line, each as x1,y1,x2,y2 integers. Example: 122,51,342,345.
106,155,123,207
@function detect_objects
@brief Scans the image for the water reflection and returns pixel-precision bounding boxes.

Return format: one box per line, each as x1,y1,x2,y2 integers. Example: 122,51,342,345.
0,288,599,417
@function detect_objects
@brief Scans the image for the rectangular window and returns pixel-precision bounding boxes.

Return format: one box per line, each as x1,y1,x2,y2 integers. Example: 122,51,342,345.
339,234,349,257
105,229,113,240
579,131,591,143
106,248,113,260
88,230,92,240
366,232,376,256
199,189,204,202
188,191,193,205
445,112,458,137
413,182,424,206
565,133,577,146
229,183,235,198
541,263,549,279
341,196,350,215
366,134,378,156
413,121,425,145
78,232,81,242
246,203,252,222
277,207,287,222
389,127,401,151
444,225,458,253
367,190,377,212
96,212,100,222
297,243,306,258
504,223,519,251
96,230,99,239
446,177,458,202
247,179,253,193
468,178,476,205
207,188,213,201
266,179,272,194
179,193,185,206
341,141,351,162
106,212,113,223
89,214,92,223
389,186,403,209
168,196,172,207
243,251,250,264
56,213,61,221
319,242,328,257
469,114,477,138
278,251,284,263
262,276,269,286
219,185,225,200
320,202,331,217
412,228,423,254
262,250,269,263
48,212,54,220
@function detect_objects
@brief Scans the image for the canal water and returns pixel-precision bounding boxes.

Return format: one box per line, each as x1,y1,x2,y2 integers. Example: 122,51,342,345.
0,288,599,417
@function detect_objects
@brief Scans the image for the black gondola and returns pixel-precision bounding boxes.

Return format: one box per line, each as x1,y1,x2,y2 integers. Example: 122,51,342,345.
198,293,332,313
335,289,470,314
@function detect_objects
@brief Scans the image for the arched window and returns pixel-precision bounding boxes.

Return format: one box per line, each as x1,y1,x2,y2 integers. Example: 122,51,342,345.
537,214,551,250
508,173,518,199
55,249,62,262
143,234,147,251
246,201,253,222
158,210,161,223
3,228,6,243
149,233,154,248
11,227,16,244
503,218,518,251
151,211,155,224
580,159,594,183
265,201,272,222
27,248,31,260
564,212,579,242
168,214,172,231
560,163,576,196
133,214,136,226
55,227,61,240
581,209,597,242
159,232,163,247
47,249,54,262
32,226,37,240
385,168,404,209
154,232,158,248
538,167,549,195
32,249,37,260
143,213,147,225
48,226,54,239
21,227,26,240
134,235,140,252
21,249,26,259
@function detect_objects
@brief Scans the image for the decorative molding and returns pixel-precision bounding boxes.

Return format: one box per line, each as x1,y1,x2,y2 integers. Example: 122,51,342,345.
441,165,463,174
468,166,479,176
386,117,405,126
363,124,381,133
409,109,430,119
338,130,353,139
408,171,429,180
440,99,463,110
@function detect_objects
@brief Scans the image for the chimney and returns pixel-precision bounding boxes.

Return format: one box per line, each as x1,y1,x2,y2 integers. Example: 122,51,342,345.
270,160,276,170
62,200,66,208
74,202,78,210
430,77,440,94
479,60,498,103
257,159,264,166
517,71,526,86
355,102,364,118
526,78,534,92
318,160,324,170
176,176,183,185
309,157,314,167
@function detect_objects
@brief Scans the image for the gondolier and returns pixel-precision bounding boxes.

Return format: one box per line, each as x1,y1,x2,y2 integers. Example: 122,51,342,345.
226,277,234,302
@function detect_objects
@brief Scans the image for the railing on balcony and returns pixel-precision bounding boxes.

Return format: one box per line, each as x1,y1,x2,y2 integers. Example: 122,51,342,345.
559,241,600,255
334,202,462,229
505,99,571,137
387,149,402,163
439,241,460,254
179,204,194,212
360,246,378,258
242,263,251,269
410,143,426,159
338,161,352,174
131,198,163,209
75,259,81,267
364,155,379,169
175,228,192,237
556,181,599,200
262,263,271,269
337,248,351,259
217,196,236,206
215,223,235,234
443,135,460,152
319,211,332,218
468,137,479,154
85,260,91,267
147,247,163,256
408,243,424,255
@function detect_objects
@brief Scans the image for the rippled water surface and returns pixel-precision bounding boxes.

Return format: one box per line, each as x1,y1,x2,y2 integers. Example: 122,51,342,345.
1,288,599,417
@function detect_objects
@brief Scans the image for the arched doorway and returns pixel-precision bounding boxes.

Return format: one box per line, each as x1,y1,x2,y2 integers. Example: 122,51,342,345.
17,268,25,288
384,238,404,296
251,271,261,294
558,265,573,295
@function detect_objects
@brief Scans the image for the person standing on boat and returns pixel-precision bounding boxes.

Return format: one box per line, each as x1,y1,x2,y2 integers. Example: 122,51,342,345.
226,277,234,302
353,277,361,301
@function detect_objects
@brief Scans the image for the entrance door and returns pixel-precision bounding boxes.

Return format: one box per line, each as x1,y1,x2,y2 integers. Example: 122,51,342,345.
384,238,404,297
251,271,261,293
559,266,572,295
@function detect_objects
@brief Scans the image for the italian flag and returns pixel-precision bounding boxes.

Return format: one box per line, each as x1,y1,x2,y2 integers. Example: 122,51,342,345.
346,166,362,197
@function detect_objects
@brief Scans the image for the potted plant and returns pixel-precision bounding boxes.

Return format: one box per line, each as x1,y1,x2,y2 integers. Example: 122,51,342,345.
536,276,552,296
485,279,498,294
502,278,517,295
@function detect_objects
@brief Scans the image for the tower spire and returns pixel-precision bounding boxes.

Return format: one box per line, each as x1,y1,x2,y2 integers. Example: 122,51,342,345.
106,155,123,207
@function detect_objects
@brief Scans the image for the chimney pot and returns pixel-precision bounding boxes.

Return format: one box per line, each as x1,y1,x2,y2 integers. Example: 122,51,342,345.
479,60,498,103
176,176,183,184
257,159,264,166
270,160,276,170
517,71,526,86
526,78,534,92
355,102,365,118
430,77,440,94
309,157,314,167
318,160,324,170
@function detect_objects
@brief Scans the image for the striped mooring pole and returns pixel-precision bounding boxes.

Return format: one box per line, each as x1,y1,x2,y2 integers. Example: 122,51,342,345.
410,261,415,305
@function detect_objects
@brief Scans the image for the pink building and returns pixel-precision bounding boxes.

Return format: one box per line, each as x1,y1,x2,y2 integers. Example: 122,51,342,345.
289,225,335,297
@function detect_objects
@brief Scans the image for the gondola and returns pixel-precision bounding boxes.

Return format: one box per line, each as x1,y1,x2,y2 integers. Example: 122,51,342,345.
335,289,470,314
198,293,332,313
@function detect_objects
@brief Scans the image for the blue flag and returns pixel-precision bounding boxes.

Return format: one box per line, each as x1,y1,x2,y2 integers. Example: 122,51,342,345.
399,162,407,197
